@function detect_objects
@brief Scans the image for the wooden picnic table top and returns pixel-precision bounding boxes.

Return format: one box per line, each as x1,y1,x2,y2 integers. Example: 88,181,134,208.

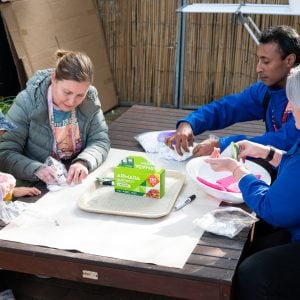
0,105,265,300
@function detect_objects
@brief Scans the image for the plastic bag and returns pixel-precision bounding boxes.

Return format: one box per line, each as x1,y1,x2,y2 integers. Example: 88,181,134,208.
0,172,16,201
158,143,194,161
0,200,28,226
134,130,195,161
134,130,175,153
39,156,68,192
194,207,258,238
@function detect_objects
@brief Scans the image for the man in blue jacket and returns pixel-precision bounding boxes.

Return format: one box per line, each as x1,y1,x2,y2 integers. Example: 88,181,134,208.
165,25,300,157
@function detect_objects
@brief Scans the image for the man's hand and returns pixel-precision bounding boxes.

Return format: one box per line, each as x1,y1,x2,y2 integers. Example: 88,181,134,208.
192,138,220,157
165,122,194,155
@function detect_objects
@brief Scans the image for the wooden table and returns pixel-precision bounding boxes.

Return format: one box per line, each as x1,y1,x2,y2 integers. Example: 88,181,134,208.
0,105,265,300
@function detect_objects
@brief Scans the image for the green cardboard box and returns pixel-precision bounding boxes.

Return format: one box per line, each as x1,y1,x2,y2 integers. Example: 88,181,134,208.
114,156,165,199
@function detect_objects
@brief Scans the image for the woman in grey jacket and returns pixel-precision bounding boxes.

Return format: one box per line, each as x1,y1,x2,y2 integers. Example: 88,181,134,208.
0,49,110,185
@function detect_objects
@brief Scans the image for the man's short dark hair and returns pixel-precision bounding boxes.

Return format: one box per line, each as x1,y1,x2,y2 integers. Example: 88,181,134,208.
259,25,300,65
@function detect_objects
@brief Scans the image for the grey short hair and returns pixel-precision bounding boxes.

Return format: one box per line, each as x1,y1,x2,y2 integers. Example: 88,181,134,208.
286,65,300,107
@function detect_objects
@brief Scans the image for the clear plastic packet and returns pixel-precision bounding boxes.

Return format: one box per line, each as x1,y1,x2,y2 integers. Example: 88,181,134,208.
193,207,258,238
38,156,68,191
0,200,28,226
220,142,240,160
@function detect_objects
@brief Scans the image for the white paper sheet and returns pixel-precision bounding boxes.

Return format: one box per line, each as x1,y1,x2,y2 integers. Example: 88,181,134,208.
0,149,221,268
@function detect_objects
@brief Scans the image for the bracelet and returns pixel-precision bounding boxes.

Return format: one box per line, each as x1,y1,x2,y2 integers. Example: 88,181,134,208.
265,146,276,162
232,164,243,177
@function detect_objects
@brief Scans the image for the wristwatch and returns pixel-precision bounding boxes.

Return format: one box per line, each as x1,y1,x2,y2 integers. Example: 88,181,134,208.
265,146,275,162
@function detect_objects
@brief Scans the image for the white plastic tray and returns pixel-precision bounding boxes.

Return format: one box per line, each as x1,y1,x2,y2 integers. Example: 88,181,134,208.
78,168,186,218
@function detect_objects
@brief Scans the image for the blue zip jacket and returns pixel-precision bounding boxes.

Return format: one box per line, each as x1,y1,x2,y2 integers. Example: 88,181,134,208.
239,139,300,242
177,81,300,151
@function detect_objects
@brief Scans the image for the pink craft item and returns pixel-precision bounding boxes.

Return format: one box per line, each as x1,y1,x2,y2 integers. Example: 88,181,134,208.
196,176,226,191
196,174,262,194
216,176,240,193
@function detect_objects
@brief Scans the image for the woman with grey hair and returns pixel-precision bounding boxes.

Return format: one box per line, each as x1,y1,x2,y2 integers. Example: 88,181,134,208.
205,65,300,299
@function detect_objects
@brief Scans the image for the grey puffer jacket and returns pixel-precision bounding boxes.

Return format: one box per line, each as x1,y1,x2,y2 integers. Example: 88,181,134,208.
0,69,111,182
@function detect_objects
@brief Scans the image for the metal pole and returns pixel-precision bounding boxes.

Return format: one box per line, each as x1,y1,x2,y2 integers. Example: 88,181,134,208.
174,0,186,108
247,15,261,35
238,13,260,45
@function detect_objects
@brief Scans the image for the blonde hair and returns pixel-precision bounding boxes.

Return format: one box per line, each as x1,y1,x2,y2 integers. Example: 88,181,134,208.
286,65,300,107
54,49,94,83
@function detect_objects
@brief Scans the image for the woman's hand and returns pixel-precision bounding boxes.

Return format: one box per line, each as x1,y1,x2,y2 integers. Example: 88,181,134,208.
67,161,89,185
237,140,283,167
205,157,239,173
35,165,58,185
237,140,270,161
205,157,251,181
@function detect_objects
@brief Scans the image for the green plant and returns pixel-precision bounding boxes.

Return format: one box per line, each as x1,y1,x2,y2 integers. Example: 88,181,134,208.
0,96,15,114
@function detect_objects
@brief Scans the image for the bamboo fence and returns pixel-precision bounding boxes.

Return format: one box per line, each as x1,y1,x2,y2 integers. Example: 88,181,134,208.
97,0,300,108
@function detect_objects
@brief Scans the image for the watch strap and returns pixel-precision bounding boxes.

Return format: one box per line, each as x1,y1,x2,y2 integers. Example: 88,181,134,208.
265,146,275,162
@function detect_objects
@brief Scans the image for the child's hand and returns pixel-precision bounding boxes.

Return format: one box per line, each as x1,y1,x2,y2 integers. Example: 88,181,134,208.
13,187,42,198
